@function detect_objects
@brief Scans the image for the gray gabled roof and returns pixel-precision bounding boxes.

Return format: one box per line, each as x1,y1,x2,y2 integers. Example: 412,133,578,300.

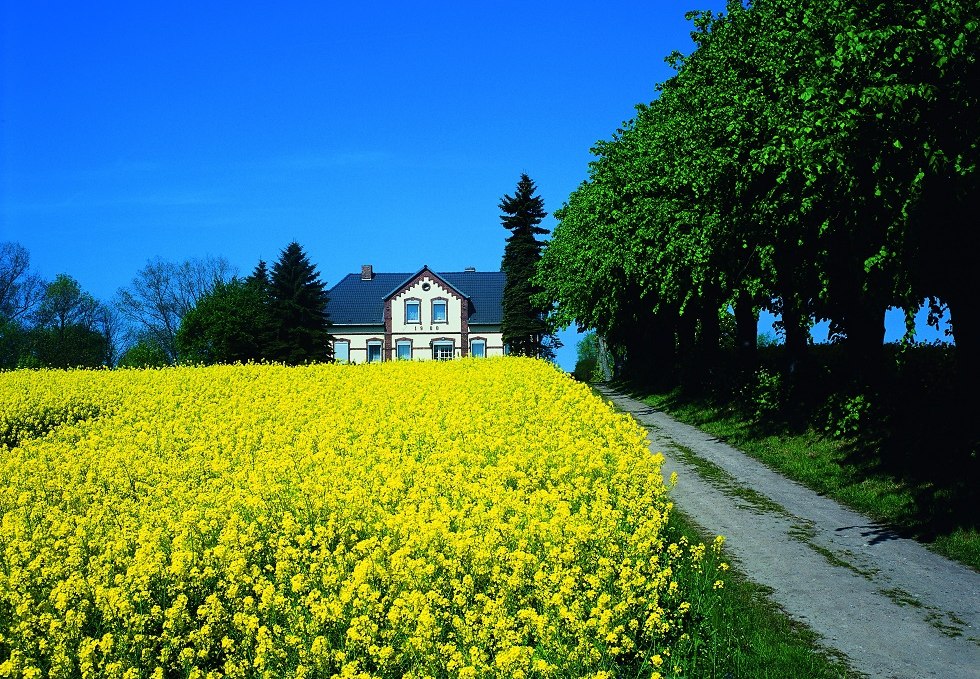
326,268,506,326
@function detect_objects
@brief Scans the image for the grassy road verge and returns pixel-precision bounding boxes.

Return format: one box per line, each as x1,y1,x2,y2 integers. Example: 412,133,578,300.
661,509,855,677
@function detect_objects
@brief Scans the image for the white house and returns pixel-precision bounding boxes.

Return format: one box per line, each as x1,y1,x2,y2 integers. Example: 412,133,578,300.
326,265,506,363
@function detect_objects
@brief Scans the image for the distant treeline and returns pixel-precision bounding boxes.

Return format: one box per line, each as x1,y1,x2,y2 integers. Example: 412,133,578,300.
0,241,332,369
536,0,977,393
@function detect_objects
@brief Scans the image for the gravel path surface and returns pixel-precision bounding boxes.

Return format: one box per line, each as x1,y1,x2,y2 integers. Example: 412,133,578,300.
596,386,980,679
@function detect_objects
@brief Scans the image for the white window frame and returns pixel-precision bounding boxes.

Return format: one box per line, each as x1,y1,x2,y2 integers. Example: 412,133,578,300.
334,340,350,363
396,340,412,360
432,341,454,361
404,298,421,324
431,298,448,324
367,341,383,363
470,339,486,358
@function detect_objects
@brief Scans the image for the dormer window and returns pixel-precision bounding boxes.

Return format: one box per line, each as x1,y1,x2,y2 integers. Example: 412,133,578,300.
405,299,420,323
432,299,448,323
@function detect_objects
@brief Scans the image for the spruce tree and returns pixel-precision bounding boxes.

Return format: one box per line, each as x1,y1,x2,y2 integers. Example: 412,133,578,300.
246,258,276,359
247,259,271,291
269,242,333,364
499,173,558,358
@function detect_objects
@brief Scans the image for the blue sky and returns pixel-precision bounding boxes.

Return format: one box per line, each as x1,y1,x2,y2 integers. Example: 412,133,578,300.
0,1,947,369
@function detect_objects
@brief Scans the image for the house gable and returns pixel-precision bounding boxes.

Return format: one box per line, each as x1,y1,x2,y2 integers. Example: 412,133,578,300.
384,267,469,360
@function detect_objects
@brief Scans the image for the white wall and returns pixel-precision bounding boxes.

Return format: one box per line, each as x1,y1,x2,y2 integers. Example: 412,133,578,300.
390,275,464,333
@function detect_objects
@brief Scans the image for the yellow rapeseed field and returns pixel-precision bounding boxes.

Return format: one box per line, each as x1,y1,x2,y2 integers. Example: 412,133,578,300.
0,358,726,678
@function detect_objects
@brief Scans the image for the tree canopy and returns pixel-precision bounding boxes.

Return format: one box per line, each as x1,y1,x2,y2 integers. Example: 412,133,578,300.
175,278,273,364
26,274,112,369
537,0,978,391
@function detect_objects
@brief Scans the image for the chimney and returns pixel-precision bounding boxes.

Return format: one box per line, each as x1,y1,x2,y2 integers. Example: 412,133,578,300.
361,264,374,281
464,266,476,272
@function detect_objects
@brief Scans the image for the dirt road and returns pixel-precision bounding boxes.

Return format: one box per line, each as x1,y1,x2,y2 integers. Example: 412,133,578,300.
596,386,980,678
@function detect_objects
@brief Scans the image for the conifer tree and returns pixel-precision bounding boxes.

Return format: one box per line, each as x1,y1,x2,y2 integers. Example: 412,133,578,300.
269,242,333,364
247,259,270,290
245,259,276,359
499,174,559,358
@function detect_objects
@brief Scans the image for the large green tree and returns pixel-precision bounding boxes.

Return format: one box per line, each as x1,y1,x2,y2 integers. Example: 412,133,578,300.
539,0,977,397
28,274,111,368
176,278,273,364
499,174,558,358
269,242,332,364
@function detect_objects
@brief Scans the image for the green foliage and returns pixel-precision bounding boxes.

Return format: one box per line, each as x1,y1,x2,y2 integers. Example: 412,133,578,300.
576,331,599,363
573,331,602,382
176,279,272,364
14,274,113,369
822,393,874,440
269,242,333,365
28,325,109,369
117,336,170,368
247,259,272,293
572,358,597,383
718,311,737,352
33,274,98,329
742,367,784,424
757,332,781,349
538,0,979,395
0,318,29,370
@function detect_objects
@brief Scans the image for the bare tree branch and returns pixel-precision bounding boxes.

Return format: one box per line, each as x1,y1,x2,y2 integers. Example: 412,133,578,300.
115,256,236,362
0,241,44,321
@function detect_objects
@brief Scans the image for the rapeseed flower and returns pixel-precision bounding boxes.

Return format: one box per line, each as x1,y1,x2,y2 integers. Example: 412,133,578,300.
0,359,726,677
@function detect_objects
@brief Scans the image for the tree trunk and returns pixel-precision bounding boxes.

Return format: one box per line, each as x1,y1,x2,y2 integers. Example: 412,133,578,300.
622,319,656,382
780,298,809,379
650,310,678,388
597,335,613,382
698,299,722,366
773,234,812,392
676,306,699,392
842,298,887,388
946,293,980,402
734,290,759,377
